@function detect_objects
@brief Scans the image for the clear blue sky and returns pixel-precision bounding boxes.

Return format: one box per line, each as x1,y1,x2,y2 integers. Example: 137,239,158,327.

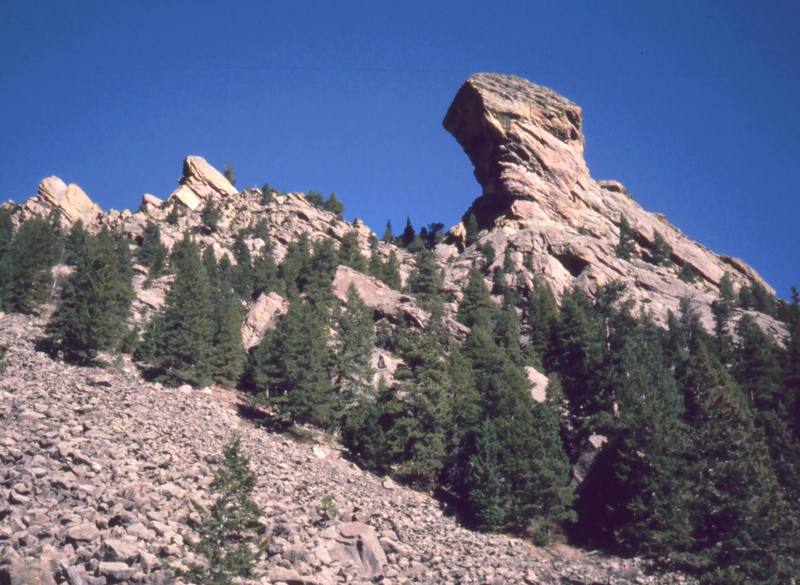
1,1,798,296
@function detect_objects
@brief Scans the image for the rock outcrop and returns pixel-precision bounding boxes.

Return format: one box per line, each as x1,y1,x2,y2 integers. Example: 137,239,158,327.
166,155,238,210
241,292,289,350
443,73,782,331
14,176,102,227
0,313,693,585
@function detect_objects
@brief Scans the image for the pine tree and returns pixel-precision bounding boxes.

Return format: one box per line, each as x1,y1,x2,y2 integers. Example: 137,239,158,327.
615,216,636,260
231,232,254,299
251,246,280,299
251,295,336,428
338,231,366,272
211,286,246,387
683,338,799,583
341,378,400,475
525,279,558,365
63,221,89,265
382,251,402,290
649,231,672,266
44,230,133,364
186,435,263,585
201,200,221,233
334,285,375,411
400,217,415,247
494,294,524,367
457,269,495,327
466,418,504,531
465,212,480,246
139,221,167,279
382,220,393,244
278,235,311,294
407,248,442,308
711,273,736,364
0,208,12,311
305,239,338,306
9,218,59,313
324,192,344,216
141,235,215,387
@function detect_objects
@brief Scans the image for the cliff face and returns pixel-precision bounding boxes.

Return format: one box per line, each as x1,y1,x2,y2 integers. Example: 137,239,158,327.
442,73,780,334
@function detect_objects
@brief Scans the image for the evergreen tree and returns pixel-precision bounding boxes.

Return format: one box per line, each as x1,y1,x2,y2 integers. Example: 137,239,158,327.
251,246,280,299
382,220,393,243
0,208,13,311
278,235,311,294
232,232,254,299
165,204,180,225
211,286,246,387
494,294,524,367
44,229,133,363
615,215,636,260
324,192,344,216
525,279,558,364
341,378,400,475
338,231,366,272
711,273,736,364
400,217,415,247
381,251,402,290
457,269,495,327
466,418,504,531
649,231,672,266
367,250,383,280
201,200,221,233
251,296,336,428
465,212,480,246
186,435,263,585
140,235,215,387
305,189,325,208
683,339,799,583
63,221,89,265
334,285,375,411
305,239,339,306
139,221,167,279
223,164,237,187
9,218,59,313
406,248,442,309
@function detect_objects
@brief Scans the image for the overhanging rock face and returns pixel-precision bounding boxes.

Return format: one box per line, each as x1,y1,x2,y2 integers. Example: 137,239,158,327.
442,73,779,331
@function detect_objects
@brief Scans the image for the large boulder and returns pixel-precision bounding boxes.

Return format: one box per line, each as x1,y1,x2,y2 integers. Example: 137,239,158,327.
166,155,237,210
0,560,57,585
241,292,288,350
17,176,103,227
323,522,386,579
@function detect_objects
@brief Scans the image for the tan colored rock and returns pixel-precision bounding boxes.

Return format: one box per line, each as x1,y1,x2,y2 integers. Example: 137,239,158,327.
0,561,56,585
17,176,103,227
325,521,387,579
182,155,237,198
572,434,608,486
525,366,549,403
167,184,202,211
241,292,288,350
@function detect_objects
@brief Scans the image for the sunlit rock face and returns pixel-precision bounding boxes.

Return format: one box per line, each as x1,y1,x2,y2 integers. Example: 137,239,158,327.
443,72,779,332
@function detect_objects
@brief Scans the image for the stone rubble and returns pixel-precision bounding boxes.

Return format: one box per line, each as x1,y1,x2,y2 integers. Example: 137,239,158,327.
0,313,694,585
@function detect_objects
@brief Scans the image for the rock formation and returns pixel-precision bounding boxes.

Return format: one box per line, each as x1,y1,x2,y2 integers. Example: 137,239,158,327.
14,176,103,227
442,73,782,332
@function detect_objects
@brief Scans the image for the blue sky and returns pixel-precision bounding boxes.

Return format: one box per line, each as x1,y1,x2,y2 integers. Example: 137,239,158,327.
1,1,798,296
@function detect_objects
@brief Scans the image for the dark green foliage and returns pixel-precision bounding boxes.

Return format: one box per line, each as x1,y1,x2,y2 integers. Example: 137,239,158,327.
305,239,339,306
649,231,672,266
477,242,495,266
201,201,221,233
165,203,180,225
139,221,167,278
140,235,215,387
338,231,366,272
260,184,276,205
400,217,415,247
0,208,13,311
525,280,558,364
231,232,254,299
250,295,336,428
711,273,736,363
323,192,344,216
251,246,280,299
382,251,402,290
466,419,504,531
465,212,480,246
211,287,246,387
406,248,442,308
9,218,59,313
682,339,799,583
305,189,325,208
223,164,236,187
44,229,133,364
382,220,393,243
333,285,375,410
678,263,698,283
341,379,399,475
457,269,495,327
615,216,636,260
63,221,89,265
186,435,263,584
278,235,311,294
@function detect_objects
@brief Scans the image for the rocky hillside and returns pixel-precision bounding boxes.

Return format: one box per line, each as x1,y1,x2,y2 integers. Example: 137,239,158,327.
0,313,693,585
4,74,784,344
